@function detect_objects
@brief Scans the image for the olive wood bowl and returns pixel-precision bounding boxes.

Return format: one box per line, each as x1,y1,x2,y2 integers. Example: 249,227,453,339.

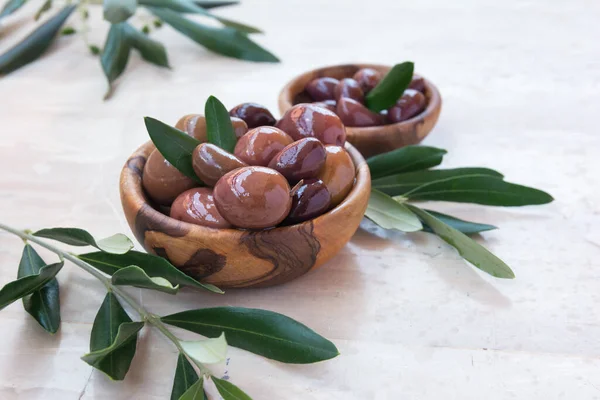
278,63,442,158
120,141,370,289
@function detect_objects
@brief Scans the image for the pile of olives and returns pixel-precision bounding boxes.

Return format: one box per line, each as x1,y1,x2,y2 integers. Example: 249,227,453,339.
302,68,427,127
142,103,356,230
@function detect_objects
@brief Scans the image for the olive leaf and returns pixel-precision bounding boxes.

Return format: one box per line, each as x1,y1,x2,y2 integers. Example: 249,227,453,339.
365,189,422,232
420,210,497,235
111,265,179,294
101,22,132,100
179,377,206,400
161,307,339,364
365,61,414,112
180,333,228,364
193,0,238,8
0,261,63,311
104,0,137,23
122,22,170,68
34,0,52,21
212,376,252,400
171,354,200,400
205,95,237,153
366,145,447,180
17,244,60,333
82,292,144,380
0,0,26,19
33,228,133,254
77,250,223,294
0,5,76,75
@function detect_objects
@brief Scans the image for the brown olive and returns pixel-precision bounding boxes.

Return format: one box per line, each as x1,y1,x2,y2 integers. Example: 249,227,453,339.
170,187,231,228
192,143,247,186
312,100,337,113
231,117,249,139
387,89,426,123
286,179,332,224
276,104,346,146
229,103,276,128
353,68,382,93
334,78,364,103
142,149,196,206
317,146,355,207
175,114,208,142
336,97,385,127
234,126,294,167
268,137,326,183
213,166,292,229
305,77,339,101
408,74,426,93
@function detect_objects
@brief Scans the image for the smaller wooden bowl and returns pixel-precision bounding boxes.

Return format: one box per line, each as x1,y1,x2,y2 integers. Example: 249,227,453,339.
278,64,442,158
120,141,370,289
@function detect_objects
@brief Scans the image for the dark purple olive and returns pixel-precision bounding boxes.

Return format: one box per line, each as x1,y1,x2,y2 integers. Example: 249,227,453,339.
305,77,339,101
353,68,382,93
408,74,426,93
312,99,337,113
336,97,385,127
229,103,276,128
387,89,426,123
334,78,364,102
276,103,346,146
286,179,332,224
268,138,326,183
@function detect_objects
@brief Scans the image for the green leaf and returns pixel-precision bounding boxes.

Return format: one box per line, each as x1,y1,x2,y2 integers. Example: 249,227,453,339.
171,354,200,400
77,251,223,294
161,307,339,364
17,245,60,333
366,145,447,180
365,189,422,232
61,26,76,35
193,0,238,9
420,210,497,235
179,377,205,400
0,0,26,19
205,95,237,152
212,377,252,400
180,333,228,364
0,5,76,75
104,0,137,23
365,61,414,112
100,22,132,100
122,22,170,67
112,265,179,294
34,0,52,21
144,116,203,182
372,167,504,197
33,228,133,254
408,205,515,279
148,7,278,62
82,292,144,380
0,261,63,311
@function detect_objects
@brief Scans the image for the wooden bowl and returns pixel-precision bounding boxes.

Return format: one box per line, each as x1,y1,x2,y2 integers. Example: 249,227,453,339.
120,141,370,289
278,63,442,158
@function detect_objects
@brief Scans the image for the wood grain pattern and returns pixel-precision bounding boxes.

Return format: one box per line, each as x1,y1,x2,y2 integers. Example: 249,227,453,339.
120,141,370,288
278,63,442,158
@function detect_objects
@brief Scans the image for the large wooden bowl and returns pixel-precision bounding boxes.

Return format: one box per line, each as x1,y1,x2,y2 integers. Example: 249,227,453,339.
278,63,442,158
120,141,370,289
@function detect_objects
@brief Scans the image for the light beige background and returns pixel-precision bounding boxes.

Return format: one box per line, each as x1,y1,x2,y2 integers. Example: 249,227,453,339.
1,0,599,399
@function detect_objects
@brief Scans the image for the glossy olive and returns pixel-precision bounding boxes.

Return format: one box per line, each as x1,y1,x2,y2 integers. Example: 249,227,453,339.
408,74,426,93
231,117,249,139
213,166,292,229
229,103,276,128
142,149,196,206
317,146,355,207
336,97,385,127
170,187,231,228
353,68,382,93
334,78,364,102
305,77,339,101
175,114,208,142
234,126,294,167
192,143,247,186
387,89,426,123
268,138,326,183
312,99,337,113
286,179,332,224
276,103,346,146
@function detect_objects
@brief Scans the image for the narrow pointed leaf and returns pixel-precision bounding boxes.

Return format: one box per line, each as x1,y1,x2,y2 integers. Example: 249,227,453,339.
179,377,205,400
205,95,236,152
101,22,131,99
77,251,223,294
149,7,278,62
0,261,63,311
112,265,179,294
33,228,133,254
408,205,515,279
366,145,447,180
0,0,26,19
212,377,252,400
365,189,422,232
365,61,414,112
104,0,137,23
420,209,497,235
17,245,60,333
0,5,76,75
180,333,227,364
34,0,52,20
171,354,200,400
162,307,339,364
122,22,170,67
193,0,238,8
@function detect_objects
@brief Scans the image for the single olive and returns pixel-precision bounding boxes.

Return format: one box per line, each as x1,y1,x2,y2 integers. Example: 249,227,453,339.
353,68,382,93
229,103,276,128
276,103,346,146
305,77,339,101
334,78,364,103
192,143,248,187
213,166,292,229
170,187,231,228
268,137,326,183
336,97,385,127
408,74,426,93
285,179,332,224
387,89,427,123
234,126,294,167
142,149,196,206
231,117,249,139
312,99,337,113
175,114,208,142
317,146,355,207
